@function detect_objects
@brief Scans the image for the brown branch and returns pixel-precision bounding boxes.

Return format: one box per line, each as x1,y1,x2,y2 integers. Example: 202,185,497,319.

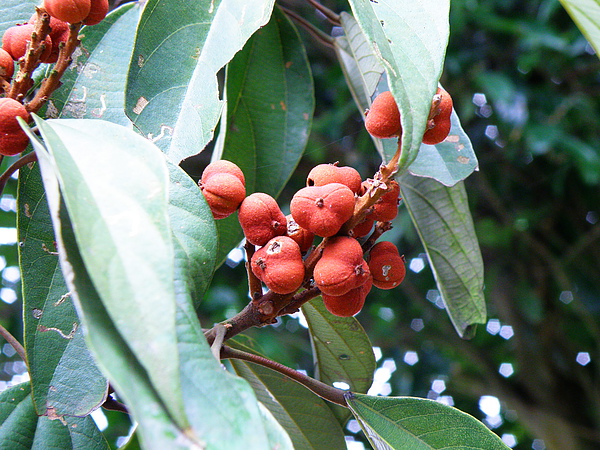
221,344,348,407
279,5,335,49
0,151,38,196
304,0,341,25
0,323,27,364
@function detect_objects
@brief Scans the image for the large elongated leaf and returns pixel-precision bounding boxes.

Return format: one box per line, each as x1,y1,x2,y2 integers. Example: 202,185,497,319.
399,174,485,337
346,394,510,450
125,0,275,163
49,2,140,126
345,1,450,175
560,0,600,56
0,383,110,450
213,6,314,263
18,163,107,418
335,12,475,185
302,298,375,425
229,338,345,450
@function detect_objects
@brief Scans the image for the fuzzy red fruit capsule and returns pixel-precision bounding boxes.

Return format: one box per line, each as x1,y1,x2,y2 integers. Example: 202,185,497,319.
2,24,52,62
371,180,400,222
83,0,109,25
0,49,14,79
307,163,362,194
200,160,245,186
365,91,402,139
286,215,314,254
314,236,371,296
199,172,246,220
422,87,453,145
44,0,92,24
251,236,305,294
368,241,406,289
0,98,31,156
238,193,287,246
290,183,355,237
351,216,375,238
322,276,372,317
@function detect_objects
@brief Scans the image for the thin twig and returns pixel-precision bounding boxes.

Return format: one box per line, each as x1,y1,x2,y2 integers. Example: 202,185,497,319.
0,323,27,363
221,344,348,407
0,152,37,196
304,0,341,25
279,5,335,49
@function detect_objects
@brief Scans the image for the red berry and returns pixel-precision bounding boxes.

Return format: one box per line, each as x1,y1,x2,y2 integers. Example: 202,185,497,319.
368,241,406,290
0,98,31,156
44,0,92,24
365,91,402,139
370,180,400,222
322,276,372,317
199,172,246,220
251,236,305,294
422,87,453,145
0,49,14,79
238,193,287,246
286,215,314,254
200,160,245,186
307,163,362,194
83,0,109,26
2,24,52,62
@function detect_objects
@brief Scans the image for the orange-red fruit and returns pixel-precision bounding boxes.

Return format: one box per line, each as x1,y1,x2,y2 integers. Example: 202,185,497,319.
286,215,314,254
290,183,355,237
0,49,14,79
352,216,375,238
0,98,31,156
314,236,371,296
2,24,52,62
365,91,402,139
83,0,109,25
29,13,70,64
307,163,362,194
238,193,287,246
44,0,92,24
251,236,305,294
322,276,372,317
199,172,246,220
368,241,406,289
422,87,453,145
371,180,400,222
200,159,245,186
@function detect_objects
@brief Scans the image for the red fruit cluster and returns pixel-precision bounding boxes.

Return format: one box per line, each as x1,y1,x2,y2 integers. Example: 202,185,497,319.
43,0,109,25
199,159,407,317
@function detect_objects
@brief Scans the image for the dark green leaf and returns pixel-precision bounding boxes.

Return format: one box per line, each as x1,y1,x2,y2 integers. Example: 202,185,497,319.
302,298,375,425
49,3,140,126
559,0,600,56
399,174,486,337
347,394,510,450
17,163,107,417
125,0,276,163
0,382,110,450
214,6,314,262
345,1,450,174
229,339,345,450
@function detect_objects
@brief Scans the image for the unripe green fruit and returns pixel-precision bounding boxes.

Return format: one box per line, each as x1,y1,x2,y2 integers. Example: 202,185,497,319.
368,241,406,290
314,236,370,296
422,87,453,145
307,163,362,194
251,236,305,294
290,183,355,237
2,24,52,62
83,0,109,25
239,193,287,246
322,276,372,317
0,49,14,79
44,0,92,24
365,91,402,139
199,172,246,220
0,98,31,156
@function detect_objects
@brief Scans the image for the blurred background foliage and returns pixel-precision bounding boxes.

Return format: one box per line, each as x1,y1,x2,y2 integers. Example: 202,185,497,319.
2,0,600,449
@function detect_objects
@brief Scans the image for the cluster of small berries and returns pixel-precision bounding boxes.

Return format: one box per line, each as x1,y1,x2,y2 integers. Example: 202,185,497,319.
198,160,406,318
0,1,108,156
365,87,453,145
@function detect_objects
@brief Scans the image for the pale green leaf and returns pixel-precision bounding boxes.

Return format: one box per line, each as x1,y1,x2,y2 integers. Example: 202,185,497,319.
0,0,37,36
560,0,600,56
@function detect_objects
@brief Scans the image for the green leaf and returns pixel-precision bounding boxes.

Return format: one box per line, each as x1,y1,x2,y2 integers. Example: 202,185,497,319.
0,0,37,36
345,1,450,174
166,160,217,308
257,402,295,450
407,110,479,186
346,394,510,450
560,0,600,56
399,174,486,338
229,338,346,450
0,382,110,450
213,6,314,263
302,298,376,425
32,118,186,426
125,0,276,163
49,3,141,126
17,163,107,417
